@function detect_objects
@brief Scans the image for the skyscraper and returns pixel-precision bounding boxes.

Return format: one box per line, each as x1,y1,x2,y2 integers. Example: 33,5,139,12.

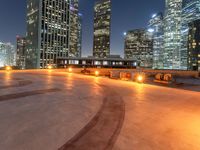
148,13,164,69
0,42,15,67
16,36,26,69
26,0,81,69
188,19,200,71
163,0,182,70
181,0,200,70
78,13,82,57
69,0,81,58
124,29,153,68
93,0,111,58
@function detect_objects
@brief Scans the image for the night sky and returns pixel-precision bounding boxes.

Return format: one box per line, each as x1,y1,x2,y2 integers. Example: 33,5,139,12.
0,0,164,57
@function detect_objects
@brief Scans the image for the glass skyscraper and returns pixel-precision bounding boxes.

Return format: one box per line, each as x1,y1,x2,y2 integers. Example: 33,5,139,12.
26,0,81,69
0,42,15,67
93,0,111,58
148,13,164,69
181,0,200,70
16,36,26,69
124,29,153,68
163,0,182,70
69,0,82,58
188,19,200,71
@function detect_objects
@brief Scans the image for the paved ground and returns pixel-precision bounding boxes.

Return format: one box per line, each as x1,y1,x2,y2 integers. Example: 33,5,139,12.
0,70,200,150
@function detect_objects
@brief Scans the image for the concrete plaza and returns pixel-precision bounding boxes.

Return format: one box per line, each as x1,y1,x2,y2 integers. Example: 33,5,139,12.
0,70,200,150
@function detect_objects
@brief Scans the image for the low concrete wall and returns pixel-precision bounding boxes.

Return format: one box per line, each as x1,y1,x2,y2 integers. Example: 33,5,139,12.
0,68,199,78
138,69,199,78
65,68,200,78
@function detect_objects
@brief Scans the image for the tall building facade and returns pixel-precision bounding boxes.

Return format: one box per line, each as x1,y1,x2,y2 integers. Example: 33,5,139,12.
0,42,15,67
26,0,81,69
16,36,26,69
181,0,200,70
93,0,111,58
69,0,81,58
124,29,153,68
163,0,182,70
188,19,200,71
148,13,164,69
78,13,82,57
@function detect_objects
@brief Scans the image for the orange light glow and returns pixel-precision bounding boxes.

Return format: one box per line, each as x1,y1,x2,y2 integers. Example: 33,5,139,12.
6,66,12,71
95,71,99,76
137,75,144,82
48,65,52,69
68,67,72,72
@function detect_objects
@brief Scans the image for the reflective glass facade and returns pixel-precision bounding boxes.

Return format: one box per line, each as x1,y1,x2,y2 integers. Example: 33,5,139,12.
69,0,81,58
163,0,182,70
124,29,153,68
148,13,164,69
26,0,81,69
0,42,15,67
16,36,27,69
181,0,200,70
93,0,111,58
188,19,200,71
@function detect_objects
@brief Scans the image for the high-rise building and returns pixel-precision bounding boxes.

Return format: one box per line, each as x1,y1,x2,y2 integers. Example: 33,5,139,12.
124,29,153,68
188,19,200,71
163,0,182,70
69,0,81,58
16,36,26,69
93,0,111,58
26,0,81,69
181,0,200,70
0,42,15,67
78,13,82,57
148,13,164,69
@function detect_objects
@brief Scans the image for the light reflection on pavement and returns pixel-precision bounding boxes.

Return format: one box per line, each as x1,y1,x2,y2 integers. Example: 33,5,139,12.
0,70,199,150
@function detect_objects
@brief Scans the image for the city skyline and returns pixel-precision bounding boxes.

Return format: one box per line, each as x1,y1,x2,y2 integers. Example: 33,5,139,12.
0,1,200,149
0,0,164,57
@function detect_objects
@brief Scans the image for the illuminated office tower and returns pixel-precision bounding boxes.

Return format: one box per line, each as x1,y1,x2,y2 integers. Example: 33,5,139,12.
26,0,81,69
93,0,111,58
124,29,153,68
188,20,200,71
0,42,15,67
148,13,164,69
16,36,27,69
77,13,82,57
163,0,182,69
181,0,200,70
69,0,82,58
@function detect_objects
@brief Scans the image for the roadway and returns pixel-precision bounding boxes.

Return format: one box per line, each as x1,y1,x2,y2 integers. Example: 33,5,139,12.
0,70,200,150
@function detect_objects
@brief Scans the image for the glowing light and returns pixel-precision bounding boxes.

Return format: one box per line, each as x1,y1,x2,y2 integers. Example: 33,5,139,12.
137,75,144,83
48,65,52,69
68,67,72,72
6,66,12,71
152,14,157,18
123,32,127,36
95,71,99,76
148,28,154,33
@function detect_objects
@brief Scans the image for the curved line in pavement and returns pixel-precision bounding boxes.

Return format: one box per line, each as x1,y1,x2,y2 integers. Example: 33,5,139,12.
59,85,125,150
0,88,61,102
0,80,33,89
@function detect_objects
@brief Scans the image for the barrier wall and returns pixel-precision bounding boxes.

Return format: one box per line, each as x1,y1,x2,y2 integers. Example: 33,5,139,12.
0,68,199,78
